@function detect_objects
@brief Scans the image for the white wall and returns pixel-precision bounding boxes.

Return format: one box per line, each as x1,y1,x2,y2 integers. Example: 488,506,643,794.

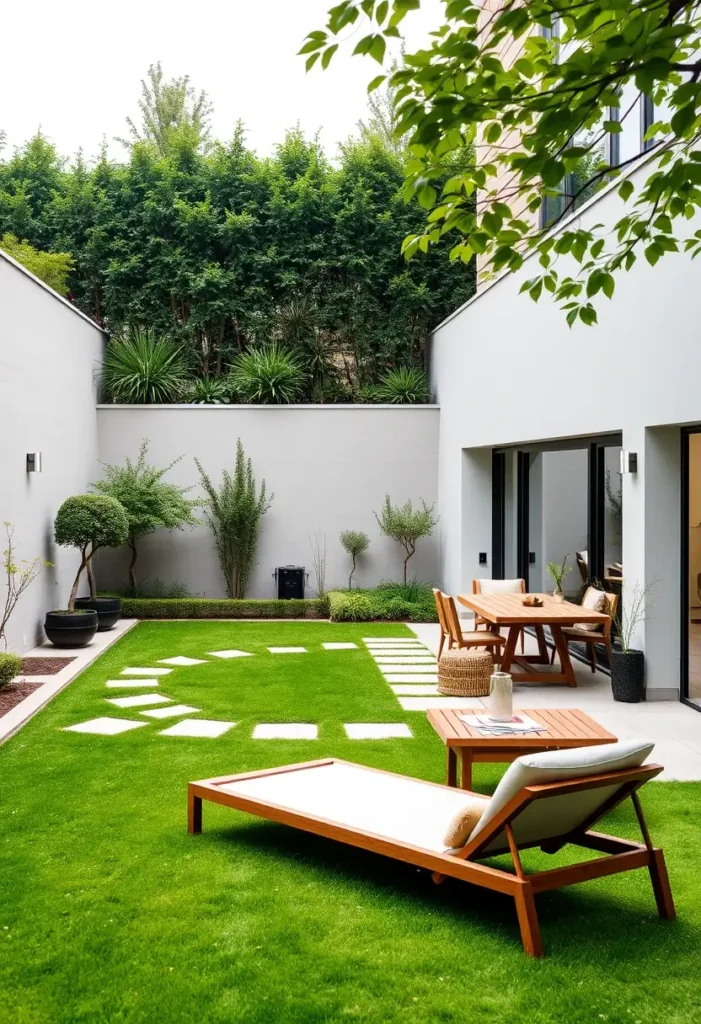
95,406,440,598
429,155,701,698
0,252,105,651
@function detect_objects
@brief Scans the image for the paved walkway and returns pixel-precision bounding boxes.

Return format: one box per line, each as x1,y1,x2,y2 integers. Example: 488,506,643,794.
410,623,701,781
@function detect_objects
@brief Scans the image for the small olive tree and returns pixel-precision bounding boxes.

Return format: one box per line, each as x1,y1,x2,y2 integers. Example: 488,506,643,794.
93,440,199,595
1,522,49,649
374,496,438,585
340,530,370,589
54,495,129,611
195,440,273,599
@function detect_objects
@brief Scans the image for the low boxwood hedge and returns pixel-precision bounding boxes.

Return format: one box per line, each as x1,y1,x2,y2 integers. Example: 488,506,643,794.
118,597,329,620
328,589,438,623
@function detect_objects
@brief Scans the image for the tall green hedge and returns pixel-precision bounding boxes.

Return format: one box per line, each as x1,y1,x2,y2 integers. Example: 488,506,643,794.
328,590,437,623
119,597,329,620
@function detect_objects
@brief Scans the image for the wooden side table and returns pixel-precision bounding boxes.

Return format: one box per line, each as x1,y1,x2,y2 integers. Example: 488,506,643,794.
427,707,617,790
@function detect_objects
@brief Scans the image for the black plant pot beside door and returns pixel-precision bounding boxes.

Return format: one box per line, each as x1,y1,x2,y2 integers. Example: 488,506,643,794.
610,650,645,703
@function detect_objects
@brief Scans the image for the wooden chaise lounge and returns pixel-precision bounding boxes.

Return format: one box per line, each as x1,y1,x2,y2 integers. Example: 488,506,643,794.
188,739,675,957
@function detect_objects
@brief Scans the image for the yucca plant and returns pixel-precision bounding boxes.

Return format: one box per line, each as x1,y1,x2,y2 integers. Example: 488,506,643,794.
374,367,431,405
230,346,307,404
101,331,189,404
187,376,232,404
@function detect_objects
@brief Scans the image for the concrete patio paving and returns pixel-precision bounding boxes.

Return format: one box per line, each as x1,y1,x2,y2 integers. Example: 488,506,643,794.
410,623,701,781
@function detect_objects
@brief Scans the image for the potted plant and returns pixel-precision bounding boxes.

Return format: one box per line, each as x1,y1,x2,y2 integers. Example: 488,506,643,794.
610,582,653,703
546,555,572,603
45,495,129,646
1,522,49,688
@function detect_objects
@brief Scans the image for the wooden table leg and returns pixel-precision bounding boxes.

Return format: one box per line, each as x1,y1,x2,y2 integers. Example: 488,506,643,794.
534,624,550,664
460,749,473,791
551,625,577,686
188,789,202,834
447,747,458,787
499,625,520,675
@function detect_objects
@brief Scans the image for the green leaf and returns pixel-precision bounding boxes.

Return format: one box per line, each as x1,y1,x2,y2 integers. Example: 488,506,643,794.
367,74,386,93
321,44,338,69
671,103,696,138
618,179,634,202
369,34,387,64
376,0,388,23
305,53,320,71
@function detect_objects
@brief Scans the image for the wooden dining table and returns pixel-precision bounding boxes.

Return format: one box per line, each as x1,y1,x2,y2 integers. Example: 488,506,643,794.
456,592,610,686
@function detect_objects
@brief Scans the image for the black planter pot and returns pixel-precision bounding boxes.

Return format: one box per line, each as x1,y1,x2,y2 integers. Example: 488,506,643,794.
610,649,645,703
44,610,98,649
74,597,122,632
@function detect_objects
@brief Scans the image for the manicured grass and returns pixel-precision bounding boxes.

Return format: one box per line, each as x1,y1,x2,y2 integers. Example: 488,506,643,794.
1,620,700,1023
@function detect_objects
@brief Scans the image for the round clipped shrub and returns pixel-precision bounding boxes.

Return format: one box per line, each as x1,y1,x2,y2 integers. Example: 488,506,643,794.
55,494,129,552
337,593,373,622
0,651,22,690
384,598,415,621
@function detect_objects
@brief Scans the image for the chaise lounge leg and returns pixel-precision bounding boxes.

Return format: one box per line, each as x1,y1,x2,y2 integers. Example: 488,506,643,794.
514,883,543,958
648,848,676,921
188,789,202,834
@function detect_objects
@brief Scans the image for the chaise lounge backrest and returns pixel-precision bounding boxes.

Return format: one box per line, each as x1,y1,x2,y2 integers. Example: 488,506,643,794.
459,739,655,856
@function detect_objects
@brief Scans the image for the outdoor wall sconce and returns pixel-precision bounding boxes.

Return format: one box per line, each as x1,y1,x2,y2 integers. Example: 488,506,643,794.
26,452,43,473
620,450,638,474
479,552,487,565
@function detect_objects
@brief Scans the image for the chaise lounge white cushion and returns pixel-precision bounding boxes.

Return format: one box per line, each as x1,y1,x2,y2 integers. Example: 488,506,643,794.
465,739,654,852
477,578,523,594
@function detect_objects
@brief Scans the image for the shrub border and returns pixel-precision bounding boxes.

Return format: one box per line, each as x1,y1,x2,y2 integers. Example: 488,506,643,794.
119,597,329,620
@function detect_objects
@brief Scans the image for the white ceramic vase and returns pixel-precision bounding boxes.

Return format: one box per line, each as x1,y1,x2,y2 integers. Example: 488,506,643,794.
553,590,565,604
489,671,513,721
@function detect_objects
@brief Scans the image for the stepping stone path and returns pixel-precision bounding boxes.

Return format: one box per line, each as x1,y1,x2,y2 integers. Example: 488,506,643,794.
398,696,482,711
344,723,413,739
390,685,440,695
208,650,253,659
267,647,307,654
158,656,208,667
252,724,318,740
64,717,149,736
141,704,201,719
107,694,172,709
121,667,172,676
380,664,438,674
322,642,358,650
383,674,439,683
160,719,236,738
106,679,161,688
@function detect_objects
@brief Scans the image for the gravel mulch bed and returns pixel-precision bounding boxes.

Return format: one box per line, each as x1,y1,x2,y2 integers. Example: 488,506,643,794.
20,656,75,676
0,681,42,718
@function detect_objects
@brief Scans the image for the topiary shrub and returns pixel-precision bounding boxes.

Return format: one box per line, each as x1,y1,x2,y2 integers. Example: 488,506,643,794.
328,592,374,622
54,494,129,611
0,651,22,690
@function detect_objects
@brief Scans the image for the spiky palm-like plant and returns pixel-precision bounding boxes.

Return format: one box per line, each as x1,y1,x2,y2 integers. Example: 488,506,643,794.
101,331,190,404
187,376,232,404
374,367,431,405
230,347,307,404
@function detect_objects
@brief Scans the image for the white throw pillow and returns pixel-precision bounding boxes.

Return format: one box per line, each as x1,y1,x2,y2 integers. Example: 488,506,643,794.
578,586,608,631
477,578,523,594
468,738,655,844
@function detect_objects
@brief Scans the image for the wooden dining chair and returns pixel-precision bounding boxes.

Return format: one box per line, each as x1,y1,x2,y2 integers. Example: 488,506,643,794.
550,590,618,673
433,587,450,659
472,579,526,654
441,591,506,660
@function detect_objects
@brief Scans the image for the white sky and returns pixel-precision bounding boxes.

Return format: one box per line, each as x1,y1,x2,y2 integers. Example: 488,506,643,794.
1,0,443,163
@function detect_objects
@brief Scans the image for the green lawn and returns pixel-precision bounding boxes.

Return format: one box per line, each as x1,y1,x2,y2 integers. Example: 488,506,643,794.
1,621,700,1024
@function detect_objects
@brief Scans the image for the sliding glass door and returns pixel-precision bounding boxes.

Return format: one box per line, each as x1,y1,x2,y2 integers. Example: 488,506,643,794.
681,429,701,711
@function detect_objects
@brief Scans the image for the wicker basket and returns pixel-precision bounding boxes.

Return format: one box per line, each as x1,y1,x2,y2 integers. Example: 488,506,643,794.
438,648,493,697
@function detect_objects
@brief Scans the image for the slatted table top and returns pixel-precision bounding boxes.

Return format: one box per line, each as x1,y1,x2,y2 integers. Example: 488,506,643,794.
427,707,617,749
457,592,610,626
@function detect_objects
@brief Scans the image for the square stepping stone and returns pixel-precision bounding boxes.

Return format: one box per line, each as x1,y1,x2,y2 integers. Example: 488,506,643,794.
373,656,436,664
363,639,421,645
252,724,318,740
140,704,201,719
398,696,482,711
365,644,426,650
158,656,207,667
344,723,413,740
106,679,160,688
207,649,253,659
380,664,439,674
322,642,358,650
390,685,440,695
267,647,307,654
64,717,149,736
159,719,236,738
121,667,172,676
107,693,172,709
383,674,439,684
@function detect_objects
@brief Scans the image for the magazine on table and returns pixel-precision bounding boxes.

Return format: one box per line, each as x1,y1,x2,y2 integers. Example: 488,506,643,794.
458,712,548,735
